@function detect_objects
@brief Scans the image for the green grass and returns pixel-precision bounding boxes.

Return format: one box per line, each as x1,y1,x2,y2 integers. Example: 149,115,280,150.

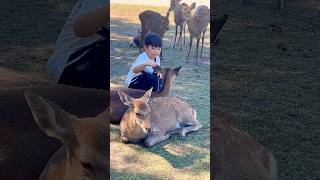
214,0,320,179
110,3,210,179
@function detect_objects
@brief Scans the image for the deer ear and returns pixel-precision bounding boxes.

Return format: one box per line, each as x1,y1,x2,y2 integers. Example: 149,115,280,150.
191,2,196,9
174,66,181,75
142,88,153,103
118,90,133,106
24,91,75,145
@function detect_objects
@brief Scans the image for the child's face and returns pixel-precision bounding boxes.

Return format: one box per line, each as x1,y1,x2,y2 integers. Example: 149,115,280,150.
144,45,161,59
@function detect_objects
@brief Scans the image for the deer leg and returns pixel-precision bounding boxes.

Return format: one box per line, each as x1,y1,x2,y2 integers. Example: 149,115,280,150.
160,38,164,60
179,124,203,140
173,25,178,49
194,36,200,65
140,27,149,53
121,135,130,144
176,25,183,50
144,133,170,148
186,36,192,63
200,30,206,58
183,24,186,48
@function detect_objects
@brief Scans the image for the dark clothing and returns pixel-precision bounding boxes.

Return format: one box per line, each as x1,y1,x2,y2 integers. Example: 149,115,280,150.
58,27,109,90
128,72,163,92
58,39,109,90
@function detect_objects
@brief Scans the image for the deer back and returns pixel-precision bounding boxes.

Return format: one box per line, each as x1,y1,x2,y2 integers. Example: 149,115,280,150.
139,10,169,36
212,115,277,180
148,97,197,133
187,5,210,36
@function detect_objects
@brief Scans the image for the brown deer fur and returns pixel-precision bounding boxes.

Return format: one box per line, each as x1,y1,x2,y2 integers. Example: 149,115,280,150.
186,5,210,65
110,66,181,124
0,85,108,179
139,10,170,60
170,0,196,50
118,88,203,147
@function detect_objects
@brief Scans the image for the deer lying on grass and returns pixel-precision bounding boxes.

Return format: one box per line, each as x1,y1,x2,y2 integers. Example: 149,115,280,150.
241,0,284,12
0,85,108,179
118,88,203,147
139,10,170,60
186,5,210,65
0,84,277,179
110,66,181,124
169,0,196,50
212,112,277,180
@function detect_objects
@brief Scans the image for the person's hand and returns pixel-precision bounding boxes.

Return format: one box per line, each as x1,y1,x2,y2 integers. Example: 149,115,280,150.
157,72,163,79
145,59,157,68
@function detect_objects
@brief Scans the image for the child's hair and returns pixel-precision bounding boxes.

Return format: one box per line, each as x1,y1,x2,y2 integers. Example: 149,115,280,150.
144,32,162,48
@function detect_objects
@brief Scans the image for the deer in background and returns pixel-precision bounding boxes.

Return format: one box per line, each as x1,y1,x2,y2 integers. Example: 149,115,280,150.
186,5,210,65
110,66,181,124
118,88,203,147
241,0,284,12
139,10,170,60
169,0,196,50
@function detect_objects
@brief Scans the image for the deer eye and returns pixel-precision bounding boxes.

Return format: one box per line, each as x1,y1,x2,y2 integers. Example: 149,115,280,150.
81,162,95,173
135,112,141,117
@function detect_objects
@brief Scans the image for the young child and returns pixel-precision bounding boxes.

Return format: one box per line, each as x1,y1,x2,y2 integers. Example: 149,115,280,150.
47,0,109,90
124,32,163,92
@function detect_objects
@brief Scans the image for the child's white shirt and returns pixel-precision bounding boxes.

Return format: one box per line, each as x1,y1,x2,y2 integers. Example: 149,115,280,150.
124,52,160,88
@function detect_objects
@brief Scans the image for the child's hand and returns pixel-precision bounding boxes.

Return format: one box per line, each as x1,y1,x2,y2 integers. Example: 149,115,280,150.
146,59,157,68
157,72,163,79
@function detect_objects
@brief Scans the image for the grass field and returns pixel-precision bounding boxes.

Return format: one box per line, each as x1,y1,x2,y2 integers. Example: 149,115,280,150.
214,0,320,179
110,3,210,179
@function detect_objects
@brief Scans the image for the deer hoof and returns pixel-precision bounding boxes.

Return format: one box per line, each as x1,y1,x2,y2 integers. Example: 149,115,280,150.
121,136,130,144
179,133,186,140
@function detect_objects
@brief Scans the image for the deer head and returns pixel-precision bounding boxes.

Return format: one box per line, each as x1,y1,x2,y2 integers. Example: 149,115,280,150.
118,88,153,134
25,91,108,180
179,3,196,21
162,10,170,32
169,0,182,11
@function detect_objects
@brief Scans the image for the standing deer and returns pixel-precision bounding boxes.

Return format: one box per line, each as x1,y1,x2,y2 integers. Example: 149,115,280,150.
118,88,203,147
241,0,284,12
139,10,170,60
169,0,196,50
186,5,210,65
0,85,109,179
110,66,181,124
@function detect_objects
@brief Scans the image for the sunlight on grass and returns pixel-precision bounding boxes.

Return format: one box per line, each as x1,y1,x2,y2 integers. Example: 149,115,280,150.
110,3,210,179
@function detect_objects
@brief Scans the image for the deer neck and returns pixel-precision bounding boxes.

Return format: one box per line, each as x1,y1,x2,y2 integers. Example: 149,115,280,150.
156,69,172,97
